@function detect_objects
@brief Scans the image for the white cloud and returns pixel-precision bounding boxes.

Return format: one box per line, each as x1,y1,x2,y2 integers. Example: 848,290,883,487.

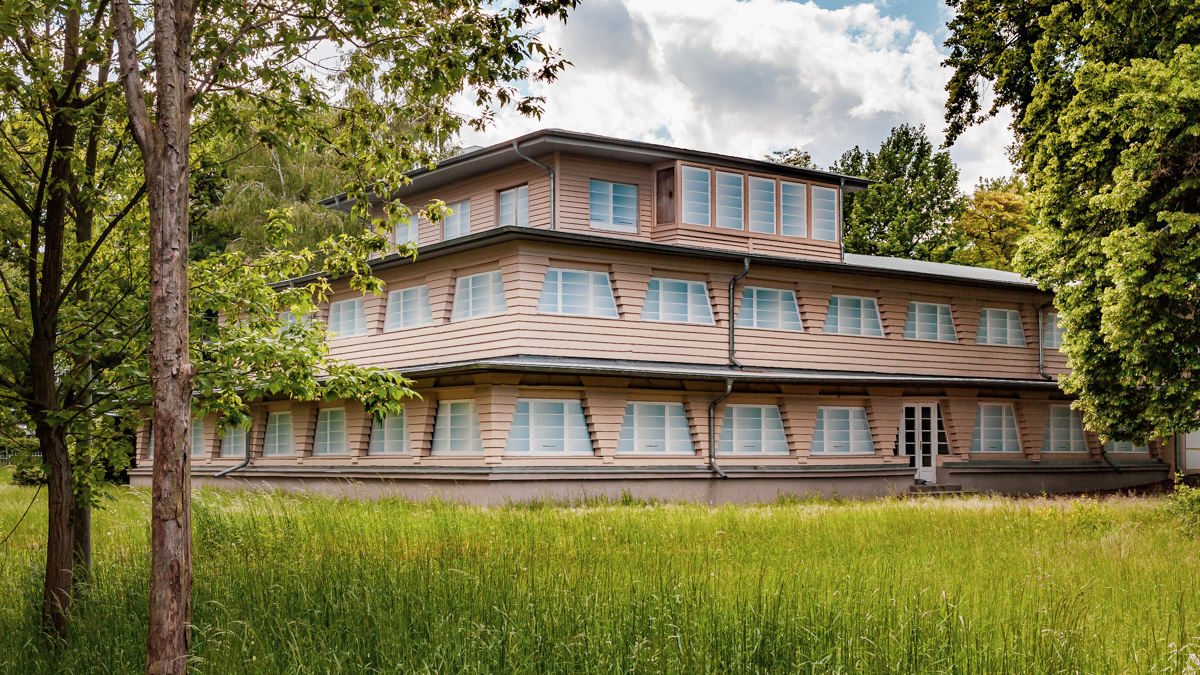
455,0,1014,192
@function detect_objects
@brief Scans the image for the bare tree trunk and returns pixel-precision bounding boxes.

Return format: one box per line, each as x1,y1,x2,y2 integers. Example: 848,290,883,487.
36,419,73,638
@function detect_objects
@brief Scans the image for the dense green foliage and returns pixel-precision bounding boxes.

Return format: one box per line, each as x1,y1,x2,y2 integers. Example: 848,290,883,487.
951,177,1031,271
944,0,1200,442
1,485,1197,673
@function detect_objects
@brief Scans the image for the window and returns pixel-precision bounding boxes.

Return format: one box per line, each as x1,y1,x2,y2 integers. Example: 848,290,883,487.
642,278,713,324
327,297,366,339
904,302,957,342
811,407,874,454
1105,440,1147,453
780,181,807,237
748,176,775,234
451,271,506,321
681,166,710,226
811,186,838,241
735,287,803,331
369,413,408,455
617,402,693,454
718,405,789,454
430,400,481,454
1042,405,1087,453
147,425,154,459
264,412,294,456
385,285,433,330
498,185,529,227
221,425,247,457
589,180,638,232
190,417,205,457
1043,311,1064,349
976,308,1025,346
825,295,883,336
395,214,418,246
505,399,593,454
443,200,471,240
715,171,744,230
971,404,1021,453
537,269,618,318
313,408,348,455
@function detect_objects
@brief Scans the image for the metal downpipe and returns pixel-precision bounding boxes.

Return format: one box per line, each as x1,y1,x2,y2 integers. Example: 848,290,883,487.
728,257,750,368
215,432,251,478
708,378,734,479
513,140,555,231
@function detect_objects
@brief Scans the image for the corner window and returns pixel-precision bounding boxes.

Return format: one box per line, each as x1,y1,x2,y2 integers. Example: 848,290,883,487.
327,298,366,339
1042,405,1086,453
443,199,471,240
1043,311,1064,349
681,166,710,226
780,181,807,237
735,287,803,331
369,412,408,454
190,417,205,457
589,180,638,232
220,425,247,458
505,399,593,455
617,402,693,454
748,177,776,234
825,295,883,337
498,185,529,227
643,278,713,324
976,308,1025,346
264,412,295,456
431,400,482,454
811,407,874,454
1105,440,1146,453
811,185,838,241
395,214,418,246
451,271,506,321
313,408,348,455
717,404,789,454
537,269,618,318
970,404,1021,453
715,171,744,230
385,285,433,330
904,302,956,342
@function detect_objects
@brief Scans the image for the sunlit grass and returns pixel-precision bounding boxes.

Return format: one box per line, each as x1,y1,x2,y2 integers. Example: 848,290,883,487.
1,484,1197,674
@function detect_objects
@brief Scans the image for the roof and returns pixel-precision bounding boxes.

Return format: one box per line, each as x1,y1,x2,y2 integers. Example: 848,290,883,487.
318,128,874,213
843,253,1032,286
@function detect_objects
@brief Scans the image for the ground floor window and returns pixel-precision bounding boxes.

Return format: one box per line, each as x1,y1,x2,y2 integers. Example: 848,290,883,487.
1043,405,1087,453
506,399,593,454
190,417,205,457
1105,441,1147,453
431,400,482,454
313,408,348,455
221,425,247,457
971,404,1021,453
718,405,788,454
811,407,874,454
264,412,295,456
370,412,408,454
617,402,693,454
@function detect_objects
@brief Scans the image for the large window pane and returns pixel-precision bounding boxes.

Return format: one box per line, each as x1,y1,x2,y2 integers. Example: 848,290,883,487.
385,285,433,331
327,297,366,339
825,295,883,336
717,405,788,454
431,400,482,454
313,408,348,455
451,271,507,321
506,399,593,454
643,278,713,324
190,417,205,457
748,176,776,234
971,404,1021,452
1042,405,1087,453
715,171,744,230
220,425,247,457
780,181,807,237
264,412,295,456
538,269,619,318
736,287,803,331
369,412,408,454
811,185,838,241
443,200,471,240
904,301,957,341
976,308,1025,346
498,185,529,227
589,180,638,232
812,407,875,454
681,166,711,226
617,402,693,454
1043,311,1064,349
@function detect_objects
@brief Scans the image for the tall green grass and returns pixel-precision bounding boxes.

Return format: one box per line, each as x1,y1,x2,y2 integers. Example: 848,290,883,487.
1,486,1197,674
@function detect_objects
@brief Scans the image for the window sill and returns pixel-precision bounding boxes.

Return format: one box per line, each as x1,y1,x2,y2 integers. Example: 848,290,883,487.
589,222,638,234
639,318,716,327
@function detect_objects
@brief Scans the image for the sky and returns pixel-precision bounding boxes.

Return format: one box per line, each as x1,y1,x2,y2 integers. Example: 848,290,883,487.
454,0,1014,192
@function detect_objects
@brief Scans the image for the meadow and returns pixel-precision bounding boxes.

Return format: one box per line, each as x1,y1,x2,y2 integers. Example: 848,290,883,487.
0,483,1198,674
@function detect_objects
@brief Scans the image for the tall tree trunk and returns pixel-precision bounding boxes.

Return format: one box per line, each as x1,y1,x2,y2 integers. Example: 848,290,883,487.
35,414,72,638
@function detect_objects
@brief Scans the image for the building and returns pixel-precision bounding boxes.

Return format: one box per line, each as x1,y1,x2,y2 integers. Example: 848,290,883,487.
129,129,1179,502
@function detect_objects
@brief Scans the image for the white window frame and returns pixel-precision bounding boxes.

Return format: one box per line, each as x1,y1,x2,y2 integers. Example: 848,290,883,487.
369,412,409,455
824,295,884,337
780,180,807,237
327,297,366,339
617,402,694,455
681,165,711,226
430,400,482,454
450,271,507,321
443,199,471,240
537,268,619,318
1042,405,1087,453
1104,440,1147,453
498,185,529,227
1043,310,1064,349
642,278,714,324
747,176,775,234
811,185,839,241
263,412,295,456
811,406,875,454
717,404,789,455
976,308,1025,346
313,408,348,455
715,171,744,230
385,285,433,331
190,417,205,457
394,214,418,246
220,425,247,458
505,399,594,455
735,286,804,331
970,403,1021,453
588,180,638,233
904,301,957,342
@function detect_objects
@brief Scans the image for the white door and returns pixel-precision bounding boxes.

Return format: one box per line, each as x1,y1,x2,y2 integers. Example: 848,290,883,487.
903,404,946,483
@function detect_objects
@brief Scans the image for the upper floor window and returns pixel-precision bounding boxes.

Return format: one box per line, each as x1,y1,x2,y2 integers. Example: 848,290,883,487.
748,176,775,234
498,185,529,227
681,166,710,226
811,407,874,454
617,402,693,454
313,408,348,455
715,171,744,230
780,181,806,237
370,412,409,455
1105,440,1147,453
385,285,433,331
190,417,205,457
589,180,638,232
443,199,471,240
736,287,803,331
220,424,247,458
264,412,294,456
327,297,366,339
431,400,481,454
395,214,418,246
811,185,838,241
976,308,1025,346
537,269,618,318
643,278,713,324
718,404,789,454
1043,311,1064,349
451,271,506,321
506,399,593,454
1042,405,1086,453
825,295,883,337
971,403,1021,453
904,301,957,342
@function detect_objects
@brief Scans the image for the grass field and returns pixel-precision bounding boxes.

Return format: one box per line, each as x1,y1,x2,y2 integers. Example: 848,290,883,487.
1,484,1198,674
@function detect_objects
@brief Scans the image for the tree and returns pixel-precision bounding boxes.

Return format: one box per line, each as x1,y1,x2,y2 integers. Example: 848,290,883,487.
765,147,820,170
950,176,1030,271
944,0,1200,443
104,0,579,671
